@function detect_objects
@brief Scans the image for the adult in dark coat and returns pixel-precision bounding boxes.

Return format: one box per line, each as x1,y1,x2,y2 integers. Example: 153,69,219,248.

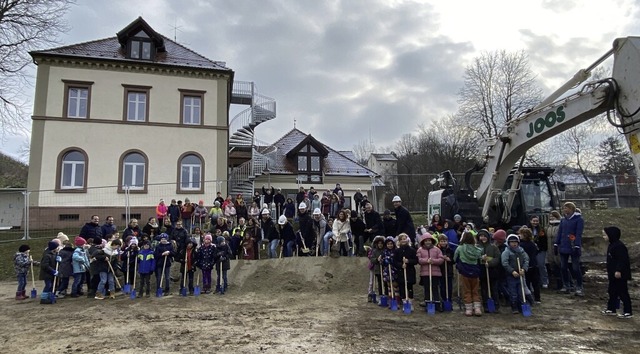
382,210,396,237
393,196,416,244
350,210,366,256
101,216,117,238
262,185,275,205
296,203,314,256
393,234,418,302
363,202,382,243
80,215,103,243
554,202,584,296
603,226,633,317
171,221,190,257
273,188,286,216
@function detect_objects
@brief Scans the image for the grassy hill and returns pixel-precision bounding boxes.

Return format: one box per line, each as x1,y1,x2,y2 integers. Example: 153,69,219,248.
0,153,28,188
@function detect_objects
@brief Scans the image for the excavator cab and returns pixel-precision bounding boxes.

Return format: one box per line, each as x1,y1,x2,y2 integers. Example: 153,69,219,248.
506,167,558,227
428,167,559,229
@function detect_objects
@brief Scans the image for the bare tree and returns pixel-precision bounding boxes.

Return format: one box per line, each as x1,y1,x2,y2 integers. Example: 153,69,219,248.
352,139,376,165
457,50,543,139
559,125,599,194
0,0,73,136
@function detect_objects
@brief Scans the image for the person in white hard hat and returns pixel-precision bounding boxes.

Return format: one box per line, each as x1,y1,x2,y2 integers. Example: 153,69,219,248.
312,208,326,256
296,202,313,256
277,215,295,257
392,195,416,245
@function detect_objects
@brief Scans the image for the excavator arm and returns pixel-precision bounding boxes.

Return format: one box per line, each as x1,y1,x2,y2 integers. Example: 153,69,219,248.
477,36,640,224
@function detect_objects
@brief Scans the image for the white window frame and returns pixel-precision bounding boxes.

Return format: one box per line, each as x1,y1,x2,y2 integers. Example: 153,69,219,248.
67,87,88,118
61,154,85,189
123,154,145,190
183,96,201,125
127,92,147,121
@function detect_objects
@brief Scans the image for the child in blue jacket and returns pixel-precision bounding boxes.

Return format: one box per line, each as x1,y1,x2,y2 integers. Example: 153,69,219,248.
137,240,156,297
71,237,90,297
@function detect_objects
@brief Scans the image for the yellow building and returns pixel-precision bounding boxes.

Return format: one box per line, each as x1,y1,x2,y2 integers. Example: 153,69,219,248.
26,17,261,229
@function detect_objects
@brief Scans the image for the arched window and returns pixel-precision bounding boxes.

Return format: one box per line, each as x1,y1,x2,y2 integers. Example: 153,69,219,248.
59,150,86,190
119,151,148,192
179,154,202,191
177,152,204,193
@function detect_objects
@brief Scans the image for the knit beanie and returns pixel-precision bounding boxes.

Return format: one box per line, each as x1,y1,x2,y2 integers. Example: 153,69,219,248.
204,234,213,242
47,241,59,251
57,232,69,243
74,237,87,247
492,229,507,243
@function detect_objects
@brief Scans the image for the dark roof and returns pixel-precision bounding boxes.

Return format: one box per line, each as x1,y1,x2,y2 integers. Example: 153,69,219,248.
30,17,231,72
371,153,398,161
260,128,377,177
285,134,329,157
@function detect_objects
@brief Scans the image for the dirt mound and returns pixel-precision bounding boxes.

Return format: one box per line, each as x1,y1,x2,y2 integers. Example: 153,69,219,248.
229,257,370,294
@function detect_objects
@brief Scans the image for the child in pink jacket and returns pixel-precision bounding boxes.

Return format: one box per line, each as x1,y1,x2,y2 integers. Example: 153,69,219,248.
417,233,444,311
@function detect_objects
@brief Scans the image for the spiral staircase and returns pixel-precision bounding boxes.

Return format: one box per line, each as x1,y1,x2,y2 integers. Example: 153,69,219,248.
228,81,276,199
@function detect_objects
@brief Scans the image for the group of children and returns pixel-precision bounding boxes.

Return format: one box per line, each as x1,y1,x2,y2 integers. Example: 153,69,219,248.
13,229,237,304
366,225,633,319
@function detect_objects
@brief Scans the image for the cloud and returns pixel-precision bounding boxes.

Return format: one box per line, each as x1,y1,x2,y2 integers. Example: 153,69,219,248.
3,0,640,163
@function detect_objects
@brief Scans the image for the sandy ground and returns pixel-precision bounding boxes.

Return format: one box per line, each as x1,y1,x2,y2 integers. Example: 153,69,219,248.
1,257,639,354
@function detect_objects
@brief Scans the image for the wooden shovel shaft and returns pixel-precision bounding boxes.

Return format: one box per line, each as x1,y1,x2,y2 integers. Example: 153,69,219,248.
107,258,122,288
485,261,492,298
388,263,394,298
517,258,525,302
159,255,168,288
52,262,59,294
183,249,189,287
444,260,448,299
428,263,433,302
126,251,130,284
403,266,409,301
132,253,138,290
29,255,36,288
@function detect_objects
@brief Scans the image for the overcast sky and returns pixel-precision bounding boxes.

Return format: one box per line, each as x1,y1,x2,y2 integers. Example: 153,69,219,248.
3,0,640,162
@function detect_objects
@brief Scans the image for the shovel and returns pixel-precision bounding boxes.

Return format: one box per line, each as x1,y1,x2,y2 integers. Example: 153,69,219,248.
51,261,59,304
130,254,138,300
427,263,435,315
107,258,122,298
29,256,37,299
403,266,412,314
378,263,388,307
123,251,131,294
442,261,452,311
517,258,532,317
156,255,167,298
389,263,398,311
194,272,201,296
181,250,188,297
485,261,496,313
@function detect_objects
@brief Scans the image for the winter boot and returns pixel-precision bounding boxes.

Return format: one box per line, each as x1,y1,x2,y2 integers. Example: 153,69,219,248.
215,285,222,294
21,290,27,299
367,293,372,303
511,303,520,314
436,301,443,312
224,282,228,292
464,303,473,316
15,291,25,300
371,292,377,304
473,302,483,316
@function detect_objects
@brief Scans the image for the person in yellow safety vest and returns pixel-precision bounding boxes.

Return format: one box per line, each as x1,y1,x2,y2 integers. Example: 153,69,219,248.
230,218,247,259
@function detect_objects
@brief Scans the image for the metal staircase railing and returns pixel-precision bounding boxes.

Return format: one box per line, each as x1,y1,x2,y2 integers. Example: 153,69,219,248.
228,81,276,199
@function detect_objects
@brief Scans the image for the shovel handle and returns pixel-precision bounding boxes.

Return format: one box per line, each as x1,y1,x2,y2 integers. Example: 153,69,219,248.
517,258,526,302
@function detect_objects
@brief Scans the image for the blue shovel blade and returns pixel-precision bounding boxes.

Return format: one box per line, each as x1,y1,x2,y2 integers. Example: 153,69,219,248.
427,302,435,315
390,299,398,311
194,286,201,296
443,300,453,312
487,298,496,313
123,284,131,294
156,288,163,297
379,295,388,307
30,289,37,299
403,301,412,314
522,304,532,317
181,288,187,297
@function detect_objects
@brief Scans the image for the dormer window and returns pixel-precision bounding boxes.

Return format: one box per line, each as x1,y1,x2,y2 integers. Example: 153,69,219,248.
128,30,154,60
